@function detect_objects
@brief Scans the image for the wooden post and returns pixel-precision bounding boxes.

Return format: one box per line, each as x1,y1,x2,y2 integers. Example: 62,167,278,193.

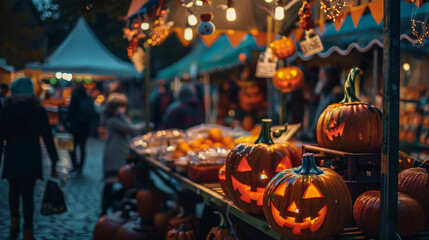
372,48,378,105
203,73,211,123
145,45,152,132
380,0,400,238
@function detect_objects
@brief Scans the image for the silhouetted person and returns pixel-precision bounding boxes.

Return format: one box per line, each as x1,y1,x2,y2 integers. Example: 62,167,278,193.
66,83,95,175
160,85,204,130
150,80,173,129
0,77,58,240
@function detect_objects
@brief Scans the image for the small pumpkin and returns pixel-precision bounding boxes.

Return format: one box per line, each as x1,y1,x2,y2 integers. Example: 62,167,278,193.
353,190,426,238
118,163,149,189
316,68,382,152
225,119,301,215
154,204,176,239
136,182,166,221
398,167,429,225
168,207,197,230
270,36,297,59
398,151,416,173
262,153,352,239
166,224,196,240
93,207,133,240
114,220,158,240
238,85,266,112
272,66,304,93
205,212,233,240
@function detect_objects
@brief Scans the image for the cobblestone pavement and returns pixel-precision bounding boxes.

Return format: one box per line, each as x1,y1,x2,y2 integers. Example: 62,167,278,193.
0,138,105,240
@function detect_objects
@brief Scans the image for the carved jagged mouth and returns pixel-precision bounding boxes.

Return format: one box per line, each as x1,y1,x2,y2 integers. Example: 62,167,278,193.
324,121,345,141
231,175,265,205
271,202,327,235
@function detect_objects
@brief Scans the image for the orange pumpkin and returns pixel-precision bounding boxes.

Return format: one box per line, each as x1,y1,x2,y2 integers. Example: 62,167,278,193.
398,151,416,173
272,66,304,93
166,224,195,240
225,119,301,215
218,165,228,197
270,36,297,59
353,190,426,238
316,68,382,153
263,153,352,239
205,212,233,240
118,163,149,189
238,85,265,112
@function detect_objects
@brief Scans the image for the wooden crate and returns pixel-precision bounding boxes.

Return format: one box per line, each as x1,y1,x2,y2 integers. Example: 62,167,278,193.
302,145,380,202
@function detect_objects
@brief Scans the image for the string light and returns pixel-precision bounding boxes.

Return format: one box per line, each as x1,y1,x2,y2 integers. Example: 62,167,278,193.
274,0,284,20
141,22,150,30
188,14,198,26
265,0,273,2
226,0,236,22
196,0,203,6
320,0,347,22
184,27,193,41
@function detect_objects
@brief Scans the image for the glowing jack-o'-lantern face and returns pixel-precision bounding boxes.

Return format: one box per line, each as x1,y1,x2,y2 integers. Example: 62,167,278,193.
225,119,301,215
272,66,304,93
263,153,352,239
316,68,382,153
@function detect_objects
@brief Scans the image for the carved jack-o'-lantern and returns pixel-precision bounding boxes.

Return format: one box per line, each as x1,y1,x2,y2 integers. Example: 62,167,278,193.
218,165,228,197
316,68,382,152
273,66,304,93
238,85,265,112
263,153,352,239
225,119,301,215
270,36,297,59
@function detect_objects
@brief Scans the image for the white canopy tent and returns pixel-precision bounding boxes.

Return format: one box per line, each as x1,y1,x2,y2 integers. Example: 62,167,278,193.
26,17,139,78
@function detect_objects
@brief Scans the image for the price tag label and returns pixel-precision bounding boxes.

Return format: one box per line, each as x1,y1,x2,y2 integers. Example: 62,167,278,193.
299,35,324,57
256,48,278,78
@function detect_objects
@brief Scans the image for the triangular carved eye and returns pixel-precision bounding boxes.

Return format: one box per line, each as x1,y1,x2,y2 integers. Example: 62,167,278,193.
237,156,252,172
274,182,287,196
276,156,292,172
303,183,323,199
287,201,299,213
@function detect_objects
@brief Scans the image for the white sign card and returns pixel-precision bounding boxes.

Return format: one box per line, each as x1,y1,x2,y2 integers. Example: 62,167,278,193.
299,35,324,57
256,48,279,78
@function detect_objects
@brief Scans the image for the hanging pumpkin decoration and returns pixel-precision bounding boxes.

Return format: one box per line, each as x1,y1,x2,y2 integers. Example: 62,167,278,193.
118,163,149,189
166,224,196,240
398,151,416,173
262,153,352,239
270,36,296,59
298,1,315,30
316,68,382,153
353,190,426,238
197,13,216,35
272,66,304,93
93,207,134,240
225,119,301,215
218,165,228,197
205,212,233,240
398,167,429,225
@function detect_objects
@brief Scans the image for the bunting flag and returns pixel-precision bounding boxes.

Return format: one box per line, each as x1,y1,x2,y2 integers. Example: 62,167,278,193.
334,14,347,31
350,5,367,27
368,0,384,25
249,31,268,47
225,30,248,47
199,31,223,47
288,28,305,42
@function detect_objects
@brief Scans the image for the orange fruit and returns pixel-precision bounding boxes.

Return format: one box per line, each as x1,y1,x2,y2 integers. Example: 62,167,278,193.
208,128,223,142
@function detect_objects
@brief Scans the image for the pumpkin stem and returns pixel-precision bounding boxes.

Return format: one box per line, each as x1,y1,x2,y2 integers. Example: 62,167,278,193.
214,211,228,229
340,67,363,103
254,119,274,145
272,123,288,138
295,153,323,175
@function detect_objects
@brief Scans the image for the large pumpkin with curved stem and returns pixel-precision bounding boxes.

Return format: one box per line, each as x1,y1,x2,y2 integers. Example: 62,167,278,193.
398,167,429,225
273,66,304,93
262,153,352,239
166,224,195,240
225,119,301,215
316,68,382,152
353,190,426,238
205,212,233,240
270,36,297,59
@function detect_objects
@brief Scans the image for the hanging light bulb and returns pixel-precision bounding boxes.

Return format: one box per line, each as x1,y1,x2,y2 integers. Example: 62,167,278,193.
188,14,198,26
195,0,203,6
265,0,273,2
226,0,236,22
141,22,150,30
184,27,193,41
274,0,284,20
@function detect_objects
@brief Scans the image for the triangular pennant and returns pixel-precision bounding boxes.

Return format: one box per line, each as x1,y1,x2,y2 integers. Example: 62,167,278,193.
199,31,223,47
173,28,193,47
334,13,347,31
225,30,248,47
318,17,325,34
350,6,367,28
249,31,267,47
368,0,384,25
288,28,305,42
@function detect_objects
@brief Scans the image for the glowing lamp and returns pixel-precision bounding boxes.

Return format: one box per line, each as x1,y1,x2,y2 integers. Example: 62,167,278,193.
141,22,150,30
265,0,273,2
403,63,410,72
275,6,284,20
226,7,237,22
188,14,198,26
55,72,62,79
196,0,203,6
184,27,193,41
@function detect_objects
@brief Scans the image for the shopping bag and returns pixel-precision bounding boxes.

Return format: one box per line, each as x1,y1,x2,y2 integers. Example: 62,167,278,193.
40,178,67,216
55,132,74,151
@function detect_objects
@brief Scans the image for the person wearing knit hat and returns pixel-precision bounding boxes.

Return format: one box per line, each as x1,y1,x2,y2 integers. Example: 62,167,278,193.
0,77,59,240
10,77,34,96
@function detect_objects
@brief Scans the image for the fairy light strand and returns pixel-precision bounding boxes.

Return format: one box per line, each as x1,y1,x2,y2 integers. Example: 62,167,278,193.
411,5,429,47
320,0,347,22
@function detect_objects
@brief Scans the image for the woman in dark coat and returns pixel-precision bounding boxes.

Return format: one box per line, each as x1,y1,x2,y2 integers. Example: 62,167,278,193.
66,82,95,175
0,77,58,240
